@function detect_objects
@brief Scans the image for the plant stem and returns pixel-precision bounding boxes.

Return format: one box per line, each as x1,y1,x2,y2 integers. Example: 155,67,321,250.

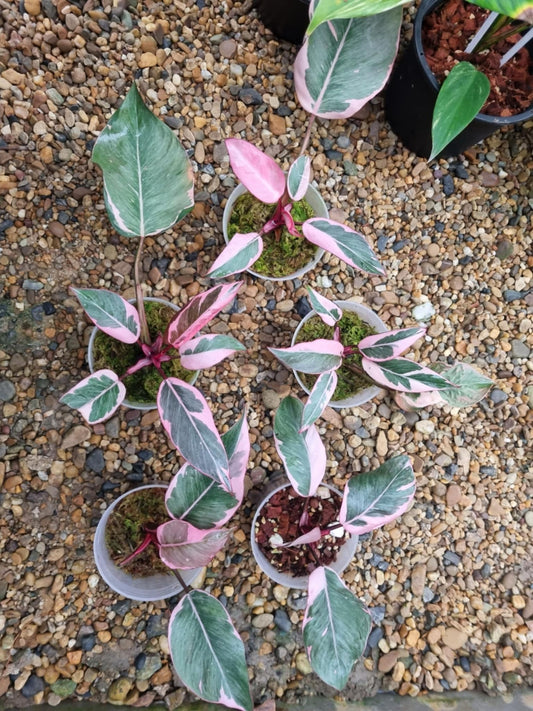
172,568,193,595
298,115,316,158
134,234,151,345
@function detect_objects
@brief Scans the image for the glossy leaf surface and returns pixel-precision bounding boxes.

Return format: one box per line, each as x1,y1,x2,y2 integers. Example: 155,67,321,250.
307,0,411,34
61,369,125,424
432,362,493,408
300,370,338,431
358,327,425,361
157,520,231,569
306,287,342,326
72,288,140,344
470,0,533,21
287,155,311,201
226,138,285,204
270,339,343,374
303,219,385,274
179,334,245,370
362,357,453,393
207,232,264,279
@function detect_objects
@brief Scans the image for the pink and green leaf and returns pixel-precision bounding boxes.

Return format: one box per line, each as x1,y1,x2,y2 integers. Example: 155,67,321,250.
300,370,338,431
269,339,343,374
157,519,231,569
303,218,385,275
72,288,140,344
362,357,453,393
306,287,342,326
274,526,323,547
303,567,371,690
226,138,286,204
207,232,263,280
287,155,311,201
340,454,415,535
221,409,250,505
157,378,230,487
61,369,125,424
307,0,411,34
169,590,252,711
358,327,426,361
431,362,494,408
179,334,245,370
393,390,445,411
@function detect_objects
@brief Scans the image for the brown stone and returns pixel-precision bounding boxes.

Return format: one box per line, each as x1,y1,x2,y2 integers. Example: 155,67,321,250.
378,650,401,673
411,564,426,597
268,113,286,136
219,39,237,58
24,0,41,15
446,483,462,507
138,52,157,68
442,627,468,650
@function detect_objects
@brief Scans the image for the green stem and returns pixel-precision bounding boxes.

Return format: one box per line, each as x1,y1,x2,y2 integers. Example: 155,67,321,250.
134,234,151,345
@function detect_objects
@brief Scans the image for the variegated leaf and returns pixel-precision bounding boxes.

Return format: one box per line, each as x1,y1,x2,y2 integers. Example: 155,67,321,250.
287,155,311,201
61,369,125,424
226,138,286,204
432,362,493,408
362,357,453,393
304,567,371,690
470,0,533,23
169,591,252,711
394,390,445,411
166,282,242,348
306,287,342,326
340,455,415,535
303,218,385,275
300,370,338,431
221,409,250,505
157,520,231,569
269,339,344,374
157,378,229,487
275,526,322,547
307,0,411,34
358,327,426,361
207,232,264,280
72,288,140,344
179,334,245,370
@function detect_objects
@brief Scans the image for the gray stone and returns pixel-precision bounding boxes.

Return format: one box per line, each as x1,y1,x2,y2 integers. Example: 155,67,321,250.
22,279,44,290
490,389,508,404
136,654,162,681
0,379,16,402
86,448,105,473
511,339,530,359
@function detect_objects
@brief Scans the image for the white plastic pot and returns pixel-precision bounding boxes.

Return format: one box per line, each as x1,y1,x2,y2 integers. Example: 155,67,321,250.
222,182,327,282
250,482,359,590
292,300,387,409
87,297,197,411
93,484,202,602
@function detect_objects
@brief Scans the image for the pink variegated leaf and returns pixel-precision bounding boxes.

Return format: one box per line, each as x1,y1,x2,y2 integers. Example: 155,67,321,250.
169,591,252,711
226,138,286,204
207,232,263,280
300,370,338,431
60,369,125,425
340,455,415,535
306,287,342,326
166,282,242,348
394,390,445,411
303,218,385,275
358,327,426,361
72,288,140,344
157,519,231,569
273,526,322,547
157,378,230,487
287,155,311,201
269,339,343,374
179,334,245,370
222,409,250,505
362,357,453,393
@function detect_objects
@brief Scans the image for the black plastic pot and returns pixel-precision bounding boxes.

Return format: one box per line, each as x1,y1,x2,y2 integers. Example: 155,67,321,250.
385,0,533,158
253,0,310,44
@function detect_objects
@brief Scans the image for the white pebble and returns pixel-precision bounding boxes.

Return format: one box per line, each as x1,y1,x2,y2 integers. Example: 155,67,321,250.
412,302,435,321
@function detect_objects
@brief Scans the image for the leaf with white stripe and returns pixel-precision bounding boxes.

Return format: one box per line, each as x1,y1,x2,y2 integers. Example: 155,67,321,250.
306,287,342,326
169,590,253,711
226,138,286,204
394,390,445,411
307,0,411,34
269,339,343,374
61,369,125,424
179,334,245,370
362,357,453,393
432,362,493,408
287,156,311,201
303,218,385,275
92,83,193,237
300,370,338,430
303,567,371,690
470,0,533,21
72,288,140,344
157,520,231,569
340,455,415,535
358,327,426,361
207,232,263,280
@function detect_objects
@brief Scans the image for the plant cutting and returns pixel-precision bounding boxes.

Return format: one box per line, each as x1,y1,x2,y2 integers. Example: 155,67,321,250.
269,288,493,411
251,394,416,689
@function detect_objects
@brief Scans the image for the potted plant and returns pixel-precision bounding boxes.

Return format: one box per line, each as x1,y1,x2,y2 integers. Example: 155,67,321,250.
269,288,493,411
251,394,416,689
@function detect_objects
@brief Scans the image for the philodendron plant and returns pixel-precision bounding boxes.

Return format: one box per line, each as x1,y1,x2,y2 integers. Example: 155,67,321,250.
268,395,416,688
206,139,385,280
270,288,493,414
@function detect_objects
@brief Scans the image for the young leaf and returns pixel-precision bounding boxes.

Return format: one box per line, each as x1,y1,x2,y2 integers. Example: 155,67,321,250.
166,282,242,348
306,287,342,326
469,0,533,23
430,62,490,160
157,520,231,569
275,526,323,547
300,370,338,431
269,339,344,374
169,590,253,711
394,390,445,411
287,155,311,201
307,0,411,34
274,396,326,497
157,378,230,488
303,567,372,690
362,357,453,393
432,362,494,408
72,288,140,344
61,370,125,425
179,334,245,370
303,218,385,275
226,138,286,204
358,327,426,361
295,10,403,119
340,454,416,535
207,232,264,280
92,83,194,238
221,409,250,505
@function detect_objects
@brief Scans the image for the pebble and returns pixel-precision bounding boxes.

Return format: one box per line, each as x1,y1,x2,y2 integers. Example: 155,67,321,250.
108,678,133,703
412,302,435,321
442,628,468,650
510,339,530,358
0,380,16,402
61,426,91,448
415,420,435,435
252,613,274,629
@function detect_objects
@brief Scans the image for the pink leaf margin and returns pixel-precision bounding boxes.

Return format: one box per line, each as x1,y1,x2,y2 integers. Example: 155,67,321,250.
226,138,285,204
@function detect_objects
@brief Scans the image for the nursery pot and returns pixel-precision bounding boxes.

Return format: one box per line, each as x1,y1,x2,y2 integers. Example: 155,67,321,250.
252,0,310,44
292,300,387,409
251,482,359,590
93,484,202,602
384,0,533,158
222,182,327,283
87,297,198,411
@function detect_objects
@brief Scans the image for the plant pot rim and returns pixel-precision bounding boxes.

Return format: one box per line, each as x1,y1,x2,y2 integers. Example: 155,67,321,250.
221,182,327,282
291,299,387,409
251,481,359,590
93,483,202,602
87,296,198,411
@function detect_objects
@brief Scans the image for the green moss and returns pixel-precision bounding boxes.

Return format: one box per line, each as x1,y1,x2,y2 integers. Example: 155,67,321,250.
228,192,317,278
92,301,195,404
295,311,376,401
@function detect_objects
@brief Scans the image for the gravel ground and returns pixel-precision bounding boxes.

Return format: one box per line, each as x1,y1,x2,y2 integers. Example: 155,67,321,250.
0,0,532,708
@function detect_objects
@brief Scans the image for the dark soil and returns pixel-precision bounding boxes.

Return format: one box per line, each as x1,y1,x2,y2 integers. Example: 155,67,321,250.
423,0,532,116
254,486,349,577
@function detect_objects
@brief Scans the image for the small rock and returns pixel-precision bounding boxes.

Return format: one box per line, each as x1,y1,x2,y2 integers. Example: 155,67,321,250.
262,389,281,410
0,380,16,402
219,39,237,58
378,650,400,673
24,0,41,14
490,389,508,404
496,240,514,260
511,339,530,359
86,449,105,473
295,652,313,675
376,430,388,456
252,613,273,629
442,627,468,650
61,425,91,449
446,484,462,507
269,113,286,136
411,564,426,597
21,675,45,698
501,572,517,590
50,679,76,698
415,420,435,435
412,302,435,321
108,678,133,703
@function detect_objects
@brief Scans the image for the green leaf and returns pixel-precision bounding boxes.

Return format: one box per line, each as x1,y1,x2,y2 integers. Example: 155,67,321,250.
307,0,411,34
430,62,490,160
92,83,194,237
469,0,533,22
432,362,493,408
